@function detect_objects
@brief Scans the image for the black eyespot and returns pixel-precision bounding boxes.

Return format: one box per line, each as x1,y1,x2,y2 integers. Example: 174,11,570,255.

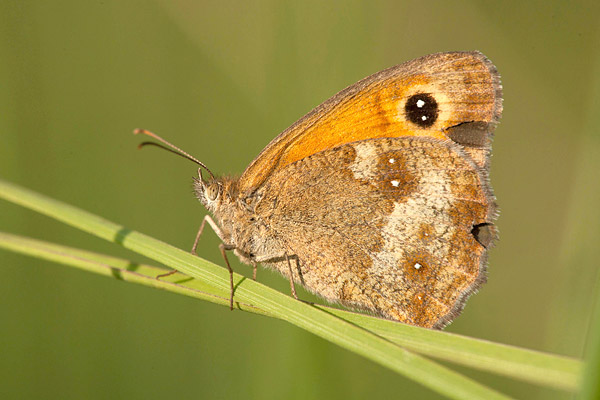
405,93,438,128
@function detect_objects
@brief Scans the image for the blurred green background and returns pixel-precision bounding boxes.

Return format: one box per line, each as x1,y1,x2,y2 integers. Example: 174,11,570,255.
1,1,599,399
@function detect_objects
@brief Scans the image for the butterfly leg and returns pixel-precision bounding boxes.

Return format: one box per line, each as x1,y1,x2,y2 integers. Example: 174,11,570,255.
285,254,299,300
253,253,300,299
156,269,178,280
192,215,224,255
219,243,237,310
157,215,223,280
195,216,237,310
252,262,257,281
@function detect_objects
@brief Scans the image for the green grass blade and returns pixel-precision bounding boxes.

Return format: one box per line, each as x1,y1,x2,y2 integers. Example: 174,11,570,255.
2,178,579,399
0,231,581,391
0,231,266,315
324,308,581,391
0,179,511,400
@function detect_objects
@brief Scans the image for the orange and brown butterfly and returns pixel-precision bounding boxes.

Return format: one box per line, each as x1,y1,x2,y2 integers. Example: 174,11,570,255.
136,51,502,329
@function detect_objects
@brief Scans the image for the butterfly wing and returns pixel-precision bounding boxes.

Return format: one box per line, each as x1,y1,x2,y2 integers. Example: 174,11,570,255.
254,136,495,328
239,51,502,196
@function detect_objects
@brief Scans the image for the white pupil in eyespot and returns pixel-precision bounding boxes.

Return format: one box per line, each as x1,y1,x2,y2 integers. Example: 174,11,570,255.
416,99,425,108
391,180,399,187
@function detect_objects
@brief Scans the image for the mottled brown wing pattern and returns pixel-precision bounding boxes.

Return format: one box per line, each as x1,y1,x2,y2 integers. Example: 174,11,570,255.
255,136,495,328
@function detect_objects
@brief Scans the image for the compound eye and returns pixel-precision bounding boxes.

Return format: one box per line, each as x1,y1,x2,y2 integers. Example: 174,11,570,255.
205,183,220,201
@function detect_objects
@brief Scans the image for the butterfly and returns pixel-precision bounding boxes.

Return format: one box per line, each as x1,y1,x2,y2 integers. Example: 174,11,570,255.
137,51,502,329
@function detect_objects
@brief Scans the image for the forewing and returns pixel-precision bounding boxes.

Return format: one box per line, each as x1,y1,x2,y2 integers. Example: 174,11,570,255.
239,51,502,195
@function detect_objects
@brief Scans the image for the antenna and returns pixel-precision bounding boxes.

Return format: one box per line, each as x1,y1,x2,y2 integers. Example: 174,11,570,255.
133,128,215,181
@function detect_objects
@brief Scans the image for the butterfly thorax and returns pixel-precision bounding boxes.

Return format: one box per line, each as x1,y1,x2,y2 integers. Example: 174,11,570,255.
194,175,286,266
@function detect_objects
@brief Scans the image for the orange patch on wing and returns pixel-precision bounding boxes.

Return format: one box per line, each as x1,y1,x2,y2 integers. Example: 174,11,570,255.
281,75,447,167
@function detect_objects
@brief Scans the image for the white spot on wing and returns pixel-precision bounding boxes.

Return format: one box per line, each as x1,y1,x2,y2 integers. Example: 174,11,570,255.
416,99,425,108
414,263,422,270
389,158,395,164
391,180,400,187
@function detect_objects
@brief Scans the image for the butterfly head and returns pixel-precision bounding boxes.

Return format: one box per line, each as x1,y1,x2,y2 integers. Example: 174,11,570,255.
193,168,223,210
